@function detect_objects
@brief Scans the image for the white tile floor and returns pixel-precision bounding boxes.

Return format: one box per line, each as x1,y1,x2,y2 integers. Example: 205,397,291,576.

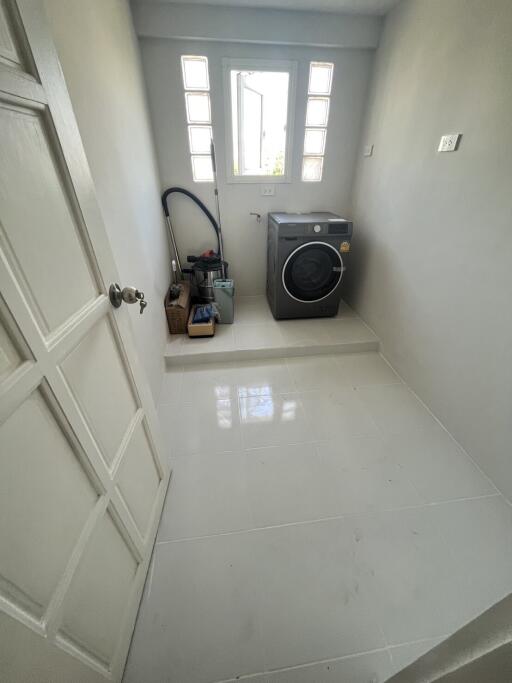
165,296,378,365
124,352,512,683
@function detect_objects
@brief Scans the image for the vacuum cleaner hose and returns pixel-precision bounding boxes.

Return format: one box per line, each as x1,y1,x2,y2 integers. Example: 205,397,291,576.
161,187,221,256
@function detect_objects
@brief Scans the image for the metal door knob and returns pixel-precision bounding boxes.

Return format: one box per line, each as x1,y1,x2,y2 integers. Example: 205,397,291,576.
109,284,148,314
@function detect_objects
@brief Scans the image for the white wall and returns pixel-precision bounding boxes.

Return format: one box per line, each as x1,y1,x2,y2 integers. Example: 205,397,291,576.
44,0,170,402
132,1,382,48
138,37,374,294
347,0,512,497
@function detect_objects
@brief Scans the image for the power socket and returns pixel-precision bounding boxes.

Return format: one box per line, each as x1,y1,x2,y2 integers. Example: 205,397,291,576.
438,133,462,152
260,184,275,196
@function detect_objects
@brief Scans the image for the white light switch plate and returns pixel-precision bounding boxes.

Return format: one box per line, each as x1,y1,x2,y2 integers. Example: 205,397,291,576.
438,133,462,152
261,184,275,196
363,144,374,157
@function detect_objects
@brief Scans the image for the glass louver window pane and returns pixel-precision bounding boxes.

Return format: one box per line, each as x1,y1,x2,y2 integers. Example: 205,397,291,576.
305,97,330,127
188,126,212,154
308,62,333,95
304,128,326,155
181,56,209,90
185,92,211,124
191,155,214,182
302,156,323,182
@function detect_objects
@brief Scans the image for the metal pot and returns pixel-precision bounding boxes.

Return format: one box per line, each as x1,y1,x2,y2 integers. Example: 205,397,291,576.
193,267,223,302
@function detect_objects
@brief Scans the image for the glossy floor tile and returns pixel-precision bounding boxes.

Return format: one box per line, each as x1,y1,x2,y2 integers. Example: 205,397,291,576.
157,454,253,540
239,392,313,449
244,443,356,527
234,322,285,351
125,352,512,683
429,496,512,624
159,397,242,457
253,519,386,669
334,351,401,387
235,296,275,326
160,359,295,406
286,354,344,392
357,383,440,435
124,533,266,683
385,427,497,503
388,638,445,676
277,318,334,346
300,387,380,439
350,506,468,645
266,649,393,683
314,439,422,513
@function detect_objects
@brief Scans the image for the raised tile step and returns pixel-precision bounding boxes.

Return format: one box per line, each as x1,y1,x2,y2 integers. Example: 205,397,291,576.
164,297,379,367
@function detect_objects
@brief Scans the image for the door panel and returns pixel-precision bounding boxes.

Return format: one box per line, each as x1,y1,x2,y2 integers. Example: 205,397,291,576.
60,512,138,667
0,306,23,382
0,0,23,70
0,2,169,680
117,420,161,537
60,317,138,468
0,103,98,335
0,610,104,683
0,387,98,616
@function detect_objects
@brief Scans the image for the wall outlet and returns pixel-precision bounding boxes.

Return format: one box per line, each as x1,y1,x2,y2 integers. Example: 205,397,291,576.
363,144,374,157
438,133,462,152
260,184,275,196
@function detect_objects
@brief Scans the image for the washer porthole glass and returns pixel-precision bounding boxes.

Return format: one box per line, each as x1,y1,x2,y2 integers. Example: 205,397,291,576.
282,241,343,303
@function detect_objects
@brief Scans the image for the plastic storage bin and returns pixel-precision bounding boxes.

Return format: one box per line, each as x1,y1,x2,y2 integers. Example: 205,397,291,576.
213,278,235,324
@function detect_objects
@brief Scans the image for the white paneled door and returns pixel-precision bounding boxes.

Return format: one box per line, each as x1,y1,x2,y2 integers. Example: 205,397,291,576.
0,1,169,681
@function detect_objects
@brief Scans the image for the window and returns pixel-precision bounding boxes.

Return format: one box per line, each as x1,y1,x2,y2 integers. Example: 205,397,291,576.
302,61,334,182
181,56,213,182
224,59,297,182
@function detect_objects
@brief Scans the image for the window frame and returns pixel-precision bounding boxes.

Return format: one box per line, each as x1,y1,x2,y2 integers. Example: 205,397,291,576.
222,58,298,184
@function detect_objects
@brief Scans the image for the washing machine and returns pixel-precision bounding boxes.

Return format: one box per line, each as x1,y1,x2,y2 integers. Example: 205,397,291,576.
266,212,352,319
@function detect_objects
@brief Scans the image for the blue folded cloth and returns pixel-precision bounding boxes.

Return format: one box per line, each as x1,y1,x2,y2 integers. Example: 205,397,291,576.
192,304,215,324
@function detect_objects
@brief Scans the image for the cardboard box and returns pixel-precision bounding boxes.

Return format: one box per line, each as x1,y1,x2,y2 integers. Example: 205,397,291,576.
187,305,215,337
165,281,190,334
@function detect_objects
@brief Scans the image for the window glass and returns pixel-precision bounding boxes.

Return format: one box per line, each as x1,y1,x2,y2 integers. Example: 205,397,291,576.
185,92,211,124
188,126,212,154
304,128,326,155
302,156,323,182
305,97,330,127
308,62,333,95
230,69,290,176
191,155,214,182
181,56,209,90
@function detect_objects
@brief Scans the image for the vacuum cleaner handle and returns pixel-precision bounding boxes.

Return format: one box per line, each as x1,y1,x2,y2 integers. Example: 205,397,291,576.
161,187,221,257
161,188,172,217
210,140,217,173
209,141,226,279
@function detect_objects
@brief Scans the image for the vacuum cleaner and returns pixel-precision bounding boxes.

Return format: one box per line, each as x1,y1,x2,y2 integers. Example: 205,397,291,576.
161,142,228,303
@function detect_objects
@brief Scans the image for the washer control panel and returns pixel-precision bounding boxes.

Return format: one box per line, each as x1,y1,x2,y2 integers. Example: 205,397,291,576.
303,221,351,236
270,213,353,239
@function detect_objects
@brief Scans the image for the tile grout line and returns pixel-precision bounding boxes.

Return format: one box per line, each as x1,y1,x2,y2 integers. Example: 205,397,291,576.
210,634,452,683
158,381,408,410
154,492,501,546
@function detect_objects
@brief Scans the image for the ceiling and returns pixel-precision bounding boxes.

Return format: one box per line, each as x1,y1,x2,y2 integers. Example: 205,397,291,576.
145,0,401,16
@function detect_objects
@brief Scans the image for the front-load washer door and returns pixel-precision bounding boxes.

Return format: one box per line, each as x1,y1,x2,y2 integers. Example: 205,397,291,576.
282,241,343,303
